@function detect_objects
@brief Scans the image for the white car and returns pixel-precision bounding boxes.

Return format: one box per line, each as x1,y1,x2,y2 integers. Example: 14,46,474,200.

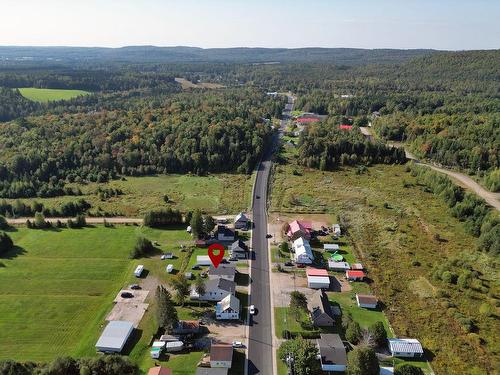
232,341,244,348
249,305,256,315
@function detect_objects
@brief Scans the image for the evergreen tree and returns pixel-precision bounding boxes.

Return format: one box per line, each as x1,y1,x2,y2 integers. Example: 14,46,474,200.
190,209,204,239
155,285,178,333
170,273,190,306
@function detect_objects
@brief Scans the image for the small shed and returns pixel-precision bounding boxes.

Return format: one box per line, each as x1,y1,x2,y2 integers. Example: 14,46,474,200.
323,244,340,252
346,270,365,281
306,268,330,289
196,255,212,266
388,338,424,358
351,263,364,270
328,260,350,271
95,320,134,353
356,294,378,309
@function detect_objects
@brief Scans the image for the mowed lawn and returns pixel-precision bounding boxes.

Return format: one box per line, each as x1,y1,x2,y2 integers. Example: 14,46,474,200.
18,87,90,102
8,173,255,217
0,225,186,362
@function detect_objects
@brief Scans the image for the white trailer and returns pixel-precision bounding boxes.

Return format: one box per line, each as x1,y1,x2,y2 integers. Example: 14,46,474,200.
134,265,144,277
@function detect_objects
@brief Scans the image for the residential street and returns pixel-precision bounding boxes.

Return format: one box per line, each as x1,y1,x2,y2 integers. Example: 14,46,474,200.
247,95,293,375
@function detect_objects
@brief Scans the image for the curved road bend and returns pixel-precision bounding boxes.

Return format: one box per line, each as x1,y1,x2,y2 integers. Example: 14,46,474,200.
247,96,293,375
361,129,500,212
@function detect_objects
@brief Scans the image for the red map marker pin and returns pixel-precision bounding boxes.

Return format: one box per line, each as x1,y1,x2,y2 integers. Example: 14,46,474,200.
208,243,225,268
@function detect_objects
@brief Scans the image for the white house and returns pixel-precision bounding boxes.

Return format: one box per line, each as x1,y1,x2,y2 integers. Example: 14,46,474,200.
317,334,347,372
388,338,424,358
293,237,313,264
328,260,350,271
234,212,249,230
323,244,340,252
216,294,240,320
306,268,330,289
356,294,378,309
196,255,212,266
190,278,235,301
210,343,233,368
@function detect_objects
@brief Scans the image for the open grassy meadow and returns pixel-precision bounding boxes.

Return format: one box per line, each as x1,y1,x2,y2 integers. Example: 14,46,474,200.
18,87,90,102
7,173,254,217
0,225,193,366
270,149,499,374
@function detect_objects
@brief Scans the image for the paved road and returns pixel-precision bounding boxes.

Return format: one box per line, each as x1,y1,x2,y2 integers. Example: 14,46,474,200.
247,95,293,375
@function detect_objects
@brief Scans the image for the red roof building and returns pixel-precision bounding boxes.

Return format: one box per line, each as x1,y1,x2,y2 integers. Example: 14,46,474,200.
339,125,353,130
287,220,312,240
148,367,172,375
306,268,329,277
346,270,365,280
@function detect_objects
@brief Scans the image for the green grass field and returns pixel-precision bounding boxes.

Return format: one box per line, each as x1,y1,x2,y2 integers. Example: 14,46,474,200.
18,87,90,102
0,225,193,364
8,173,254,217
270,146,499,374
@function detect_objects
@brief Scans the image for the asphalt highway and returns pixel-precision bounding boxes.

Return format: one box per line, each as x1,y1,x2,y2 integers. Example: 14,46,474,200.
247,95,293,375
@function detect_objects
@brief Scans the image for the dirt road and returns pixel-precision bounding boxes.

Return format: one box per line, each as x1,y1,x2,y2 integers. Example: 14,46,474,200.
362,128,500,211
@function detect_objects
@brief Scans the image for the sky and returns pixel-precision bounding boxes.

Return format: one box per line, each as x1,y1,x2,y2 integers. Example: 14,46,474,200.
1,0,499,50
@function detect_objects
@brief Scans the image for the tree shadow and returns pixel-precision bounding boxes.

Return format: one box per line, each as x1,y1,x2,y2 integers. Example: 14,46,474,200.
236,272,251,286
0,246,27,260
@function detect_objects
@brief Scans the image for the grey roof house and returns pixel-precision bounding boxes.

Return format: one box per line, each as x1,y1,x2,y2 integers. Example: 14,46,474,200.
317,334,347,372
308,290,334,327
208,264,237,281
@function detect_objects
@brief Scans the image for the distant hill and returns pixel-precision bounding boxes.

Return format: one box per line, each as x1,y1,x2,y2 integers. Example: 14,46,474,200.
0,46,439,65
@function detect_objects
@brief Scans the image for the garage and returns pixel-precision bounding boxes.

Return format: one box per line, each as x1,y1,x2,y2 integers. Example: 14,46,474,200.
95,320,134,353
306,268,330,289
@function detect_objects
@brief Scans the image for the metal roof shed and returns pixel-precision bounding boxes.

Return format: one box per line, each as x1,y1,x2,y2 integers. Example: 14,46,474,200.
95,320,134,353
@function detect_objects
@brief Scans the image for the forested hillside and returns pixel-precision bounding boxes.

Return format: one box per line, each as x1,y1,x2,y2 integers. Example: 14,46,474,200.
0,89,282,198
290,50,500,191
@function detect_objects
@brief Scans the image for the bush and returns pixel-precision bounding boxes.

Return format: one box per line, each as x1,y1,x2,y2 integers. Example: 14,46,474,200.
368,321,387,347
130,236,154,259
0,232,14,254
395,364,424,375
347,347,379,375
346,321,362,344
0,215,9,230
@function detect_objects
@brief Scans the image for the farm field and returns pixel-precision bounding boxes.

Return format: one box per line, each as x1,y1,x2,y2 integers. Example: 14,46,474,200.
175,77,225,90
0,225,192,364
5,173,255,217
270,157,499,374
18,87,90,102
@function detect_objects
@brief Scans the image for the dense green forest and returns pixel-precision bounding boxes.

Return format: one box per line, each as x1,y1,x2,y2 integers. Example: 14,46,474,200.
297,121,406,170
0,88,282,198
0,49,498,197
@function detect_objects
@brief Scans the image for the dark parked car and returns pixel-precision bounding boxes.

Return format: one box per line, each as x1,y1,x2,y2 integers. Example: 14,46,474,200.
192,265,200,270
284,261,294,267
266,234,272,238
130,284,141,290
121,292,134,298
